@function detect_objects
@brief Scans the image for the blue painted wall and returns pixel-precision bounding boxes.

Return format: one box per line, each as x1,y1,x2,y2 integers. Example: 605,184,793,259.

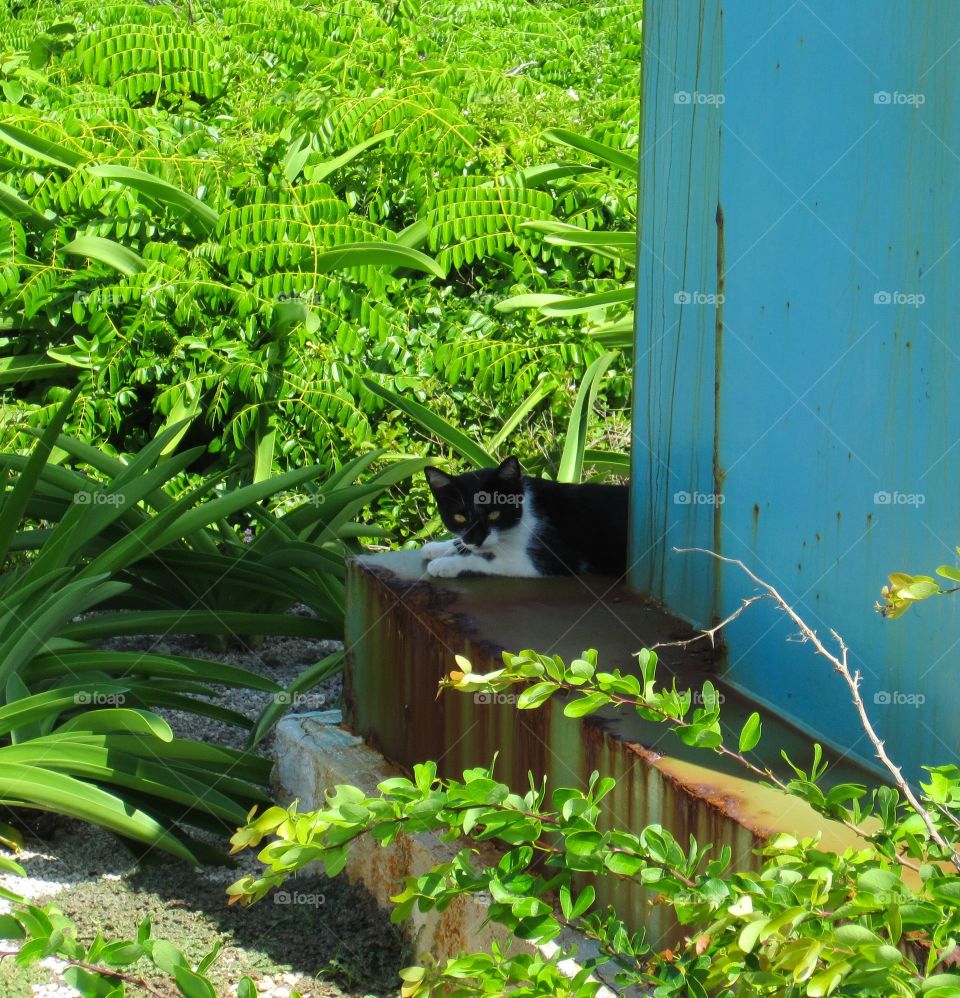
630,0,960,780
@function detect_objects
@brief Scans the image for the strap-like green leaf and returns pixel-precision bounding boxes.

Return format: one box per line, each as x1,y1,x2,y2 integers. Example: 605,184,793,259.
26,447,204,581
582,449,630,479
0,762,198,862
494,293,567,313
0,181,54,230
88,164,218,238
303,129,394,183
488,378,557,452
591,315,635,349
312,241,445,278
61,610,336,642
0,682,130,735
395,218,430,249
0,122,85,169
540,286,634,315
26,650,281,693
61,235,146,277
361,378,495,467
54,708,172,740
514,161,601,188
558,352,617,483
248,650,343,748
543,128,639,175
0,386,78,565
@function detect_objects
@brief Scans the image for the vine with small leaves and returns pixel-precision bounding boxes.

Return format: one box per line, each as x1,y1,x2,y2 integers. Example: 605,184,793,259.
224,622,960,996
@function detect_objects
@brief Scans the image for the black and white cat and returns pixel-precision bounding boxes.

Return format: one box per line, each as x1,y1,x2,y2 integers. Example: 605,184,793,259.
421,457,628,578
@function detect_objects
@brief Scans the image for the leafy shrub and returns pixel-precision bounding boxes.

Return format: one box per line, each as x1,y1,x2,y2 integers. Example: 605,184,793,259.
4,556,958,994
226,561,960,996
878,550,960,618
0,392,426,858
0,0,640,493
364,349,628,486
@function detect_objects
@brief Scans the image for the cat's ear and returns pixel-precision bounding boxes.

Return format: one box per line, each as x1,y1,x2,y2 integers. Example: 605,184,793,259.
497,456,522,482
425,467,453,492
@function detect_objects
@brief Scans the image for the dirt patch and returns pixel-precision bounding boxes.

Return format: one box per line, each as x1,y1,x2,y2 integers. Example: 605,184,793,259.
52,851,406,996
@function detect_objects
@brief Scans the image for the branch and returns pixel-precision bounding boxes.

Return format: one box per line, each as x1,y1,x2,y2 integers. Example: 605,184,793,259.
675,546,960,872
0,949,175,998
535,675,922,868
651,595,766,652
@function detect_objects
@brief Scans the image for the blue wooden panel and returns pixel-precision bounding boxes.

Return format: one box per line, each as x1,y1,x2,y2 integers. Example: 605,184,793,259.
631,0,723,625
631,0,960,780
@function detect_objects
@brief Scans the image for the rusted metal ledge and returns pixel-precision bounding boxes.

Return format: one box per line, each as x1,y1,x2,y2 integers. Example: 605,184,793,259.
343,551,872,947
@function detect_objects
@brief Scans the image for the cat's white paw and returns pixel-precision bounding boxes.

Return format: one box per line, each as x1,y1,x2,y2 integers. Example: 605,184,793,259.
427,556,465,578
421,540,457,562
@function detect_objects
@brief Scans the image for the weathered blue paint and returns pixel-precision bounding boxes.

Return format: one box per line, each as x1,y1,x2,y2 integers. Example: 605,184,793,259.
631,0,960,780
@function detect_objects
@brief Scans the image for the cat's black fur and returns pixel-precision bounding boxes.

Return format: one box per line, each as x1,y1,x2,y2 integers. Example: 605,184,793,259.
423,456,628,577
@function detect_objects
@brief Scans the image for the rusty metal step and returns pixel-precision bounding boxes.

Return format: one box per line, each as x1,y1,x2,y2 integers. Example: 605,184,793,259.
343,551,874,946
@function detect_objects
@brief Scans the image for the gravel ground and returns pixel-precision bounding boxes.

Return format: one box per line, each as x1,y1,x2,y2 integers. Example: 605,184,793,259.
0,628,406,997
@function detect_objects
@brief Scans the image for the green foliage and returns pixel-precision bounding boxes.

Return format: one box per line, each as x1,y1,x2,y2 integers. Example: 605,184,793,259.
878,552,960,618
496,128,639,353
0,393,425,858
364,351,627,485
0,0,640,493
0,880,278,998
227,644,960,995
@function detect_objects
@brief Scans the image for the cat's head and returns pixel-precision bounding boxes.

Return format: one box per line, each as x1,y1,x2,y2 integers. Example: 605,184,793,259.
425,456,524,548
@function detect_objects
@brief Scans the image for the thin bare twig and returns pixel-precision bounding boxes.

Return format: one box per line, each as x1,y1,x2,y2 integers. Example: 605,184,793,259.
675,546,960,872
0,949,174,998
932,800,960,832
651,595,766,652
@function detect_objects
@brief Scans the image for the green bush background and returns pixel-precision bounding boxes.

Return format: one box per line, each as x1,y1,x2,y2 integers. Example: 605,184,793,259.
0,0,640,527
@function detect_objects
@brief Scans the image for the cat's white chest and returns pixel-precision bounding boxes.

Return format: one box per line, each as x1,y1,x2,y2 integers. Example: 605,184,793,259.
424,491,543,578
478,515,540,575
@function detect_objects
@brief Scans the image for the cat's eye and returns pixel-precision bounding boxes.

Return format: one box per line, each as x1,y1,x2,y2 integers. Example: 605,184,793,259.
453,513,467,523
488,511,500,521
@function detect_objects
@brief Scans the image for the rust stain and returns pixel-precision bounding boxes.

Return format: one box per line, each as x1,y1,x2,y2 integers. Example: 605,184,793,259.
345,558,552,793
434,898,469,956
713,200,726,637
583,710,605,777
624,740,760,836
369,831,412,900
